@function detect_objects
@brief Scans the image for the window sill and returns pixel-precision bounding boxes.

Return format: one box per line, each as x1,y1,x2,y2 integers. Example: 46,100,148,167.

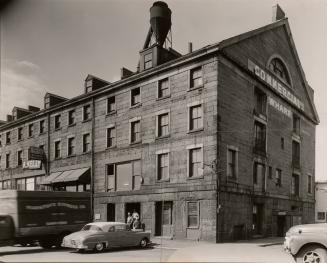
82,119,91,124
130,103,142,109
39,132,46,136
67,154,76,158
82,151,91,155
68,123,76,127
130,141,142,146
156,179,170,183
155,135,170,140
187,176,204,180
186,226,200,230
17,139,23,142
54,157,62,160
156,95,171,101
28,136,34,139
106,145,117,150
188,85,204,91
54,128,61,132
187,128,204,134
106,110,117,117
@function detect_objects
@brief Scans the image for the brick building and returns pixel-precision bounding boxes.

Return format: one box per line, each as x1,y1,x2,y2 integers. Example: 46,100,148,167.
0,3,319,242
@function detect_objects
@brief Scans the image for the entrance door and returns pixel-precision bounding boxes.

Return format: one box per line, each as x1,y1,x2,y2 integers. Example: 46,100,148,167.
125,203,141,222
277,215,286,237
155,202,162,236
107,203,115,222
252,204,263,235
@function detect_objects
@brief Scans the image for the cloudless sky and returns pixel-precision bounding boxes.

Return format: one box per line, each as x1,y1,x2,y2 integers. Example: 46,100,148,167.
1,0,326,180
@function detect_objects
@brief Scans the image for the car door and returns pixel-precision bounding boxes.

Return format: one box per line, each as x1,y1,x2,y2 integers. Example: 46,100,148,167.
105,226,119,247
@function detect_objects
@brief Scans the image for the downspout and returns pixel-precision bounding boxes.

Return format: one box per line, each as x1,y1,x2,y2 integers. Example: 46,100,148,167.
91,97,95,220
47,112,50,176
216,54,221,243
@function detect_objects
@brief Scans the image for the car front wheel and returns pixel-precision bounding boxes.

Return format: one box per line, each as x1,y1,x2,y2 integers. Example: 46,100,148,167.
94,242,105,252
296,245,327,263
139,238,149,248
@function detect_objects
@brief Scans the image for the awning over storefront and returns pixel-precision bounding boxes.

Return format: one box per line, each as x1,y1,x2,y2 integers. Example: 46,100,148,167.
40,168,90,185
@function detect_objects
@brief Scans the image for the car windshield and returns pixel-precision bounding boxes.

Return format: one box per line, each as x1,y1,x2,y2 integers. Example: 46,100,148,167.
81,225,103,231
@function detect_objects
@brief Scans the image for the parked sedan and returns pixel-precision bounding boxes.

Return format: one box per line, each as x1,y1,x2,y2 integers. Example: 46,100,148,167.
62,222,150,252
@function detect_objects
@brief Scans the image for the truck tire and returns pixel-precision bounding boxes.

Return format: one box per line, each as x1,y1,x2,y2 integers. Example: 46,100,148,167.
39,239,54,249
296,245,327,263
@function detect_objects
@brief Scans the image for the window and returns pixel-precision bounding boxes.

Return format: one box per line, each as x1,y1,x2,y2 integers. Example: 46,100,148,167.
291,174,300,196
85,79,93,93
83,133,91,152
6,131,11,144
227,148,237,179
107,97,116,113
5,153,10,169
144,52,152,69
68,110,75,125
26,177,35,191
189,147,203,178
54,115,61,130
39,120,45,134
0,135,2,147
157,113,169,137
254,121,266,154
83,105,91,121
131,87,141,106
187,201,199,228
158,78,170,98
157,153,169,181
28,124,34,137
293,114,300,135
268,166,273,179
281,137,285,150
106,127,115,148
163,201,173,225
68,137,75,156
35,176,46,191
54,140,61,159
106,164,115,191
268,57,290,85
189,104,203,131
39,144,45,151
190,67,203,89
317,212,326,221
107,160,141,192
254,88,267,116
2,180,11,190
44,96,50,109
18,127,23,140
16,178,26,190
253,162,265,185
292,140,300,168
276,169,282,187
307,174,312,194
17,150,23,167
131,120,141,143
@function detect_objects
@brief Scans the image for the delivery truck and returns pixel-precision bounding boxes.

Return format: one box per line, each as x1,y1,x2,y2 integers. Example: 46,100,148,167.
0,190,91,248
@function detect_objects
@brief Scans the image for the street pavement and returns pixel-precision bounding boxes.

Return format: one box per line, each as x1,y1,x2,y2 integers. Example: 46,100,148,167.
0,237,295,262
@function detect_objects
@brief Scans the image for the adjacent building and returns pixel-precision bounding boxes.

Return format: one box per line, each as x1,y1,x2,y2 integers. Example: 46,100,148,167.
315,181,327,223
0,2,319,242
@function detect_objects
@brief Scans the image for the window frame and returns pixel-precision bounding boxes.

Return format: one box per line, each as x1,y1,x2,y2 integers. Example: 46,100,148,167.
187,101,204,132
68,109,76,126
129,117,141,144
187,201,200,229
5,153,10,169
189,66,204,90
254,87,267,117
291,173,300,197
17,150,23,167
130,87,141,107
144,52,153,70
106,96,116,114
83,104,91,121
54,114,61,130
82,133,91,153
187,144,204,179
106,125,116,148
54,140,61,159
307,174,312,194
6,131,11,144
275,168,282,187
156,149,170,182
156,110,170,138
18,127,23,141
227,146,238,180
157,78,170,99
67,136,75,156
39,120,45,134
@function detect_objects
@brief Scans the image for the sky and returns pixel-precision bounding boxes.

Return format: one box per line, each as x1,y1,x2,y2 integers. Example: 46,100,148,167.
0,0,326,180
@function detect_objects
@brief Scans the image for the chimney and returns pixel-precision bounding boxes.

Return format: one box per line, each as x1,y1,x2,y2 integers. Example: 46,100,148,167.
188,42,193,53
272,4,286,22
121,67,134,80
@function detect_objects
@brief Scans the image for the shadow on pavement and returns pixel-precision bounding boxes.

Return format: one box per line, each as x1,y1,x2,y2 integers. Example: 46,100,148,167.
0,246,70,256
70,245,155,254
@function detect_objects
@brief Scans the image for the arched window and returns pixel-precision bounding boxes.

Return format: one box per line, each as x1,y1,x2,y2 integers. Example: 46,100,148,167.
268,58,291,85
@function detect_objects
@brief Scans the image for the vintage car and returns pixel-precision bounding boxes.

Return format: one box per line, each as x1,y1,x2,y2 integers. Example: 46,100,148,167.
62,221,150,252
284,223,327,263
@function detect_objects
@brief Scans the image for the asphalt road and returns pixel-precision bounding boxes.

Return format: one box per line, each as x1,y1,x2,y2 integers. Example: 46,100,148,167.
0,238,295,262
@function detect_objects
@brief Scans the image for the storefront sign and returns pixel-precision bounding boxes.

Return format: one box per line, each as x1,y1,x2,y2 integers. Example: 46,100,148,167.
268,97,292,118
23,160,42,169
278,211,287,216
248,60,304,111
28,146,45,161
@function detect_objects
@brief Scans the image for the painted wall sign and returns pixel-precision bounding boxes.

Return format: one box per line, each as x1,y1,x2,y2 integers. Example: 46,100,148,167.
28,146,45,160
23,160,42,169
268,97,292,118
248,59,304,111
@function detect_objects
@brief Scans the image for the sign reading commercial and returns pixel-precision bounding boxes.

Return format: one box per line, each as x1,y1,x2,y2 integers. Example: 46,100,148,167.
28,146,45,161
23,160,42,169
248,59,304,111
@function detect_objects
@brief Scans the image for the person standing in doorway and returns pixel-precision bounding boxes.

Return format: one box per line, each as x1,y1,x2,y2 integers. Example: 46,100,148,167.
132,209,139,221
126,212,133,228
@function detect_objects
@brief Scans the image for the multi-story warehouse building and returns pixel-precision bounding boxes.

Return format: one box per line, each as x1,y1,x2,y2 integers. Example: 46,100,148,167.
0,2,319,242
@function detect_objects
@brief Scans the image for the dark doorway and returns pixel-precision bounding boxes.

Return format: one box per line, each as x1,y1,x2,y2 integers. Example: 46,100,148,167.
252,204,263,235
125,202,141,221
277,215,286,237
107,203,115,222
155,202,163,236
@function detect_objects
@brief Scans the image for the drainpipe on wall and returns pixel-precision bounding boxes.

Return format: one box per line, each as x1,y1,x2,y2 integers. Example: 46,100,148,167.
91,97,95,220
47,112,50,176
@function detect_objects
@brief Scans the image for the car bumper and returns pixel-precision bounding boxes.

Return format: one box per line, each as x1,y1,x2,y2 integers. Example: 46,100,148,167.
62,240,87,249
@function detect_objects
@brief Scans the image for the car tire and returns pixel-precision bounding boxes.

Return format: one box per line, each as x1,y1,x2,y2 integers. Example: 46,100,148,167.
296,245,327,263
139,238,149,248
39,240,54,249
94,242,105,252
